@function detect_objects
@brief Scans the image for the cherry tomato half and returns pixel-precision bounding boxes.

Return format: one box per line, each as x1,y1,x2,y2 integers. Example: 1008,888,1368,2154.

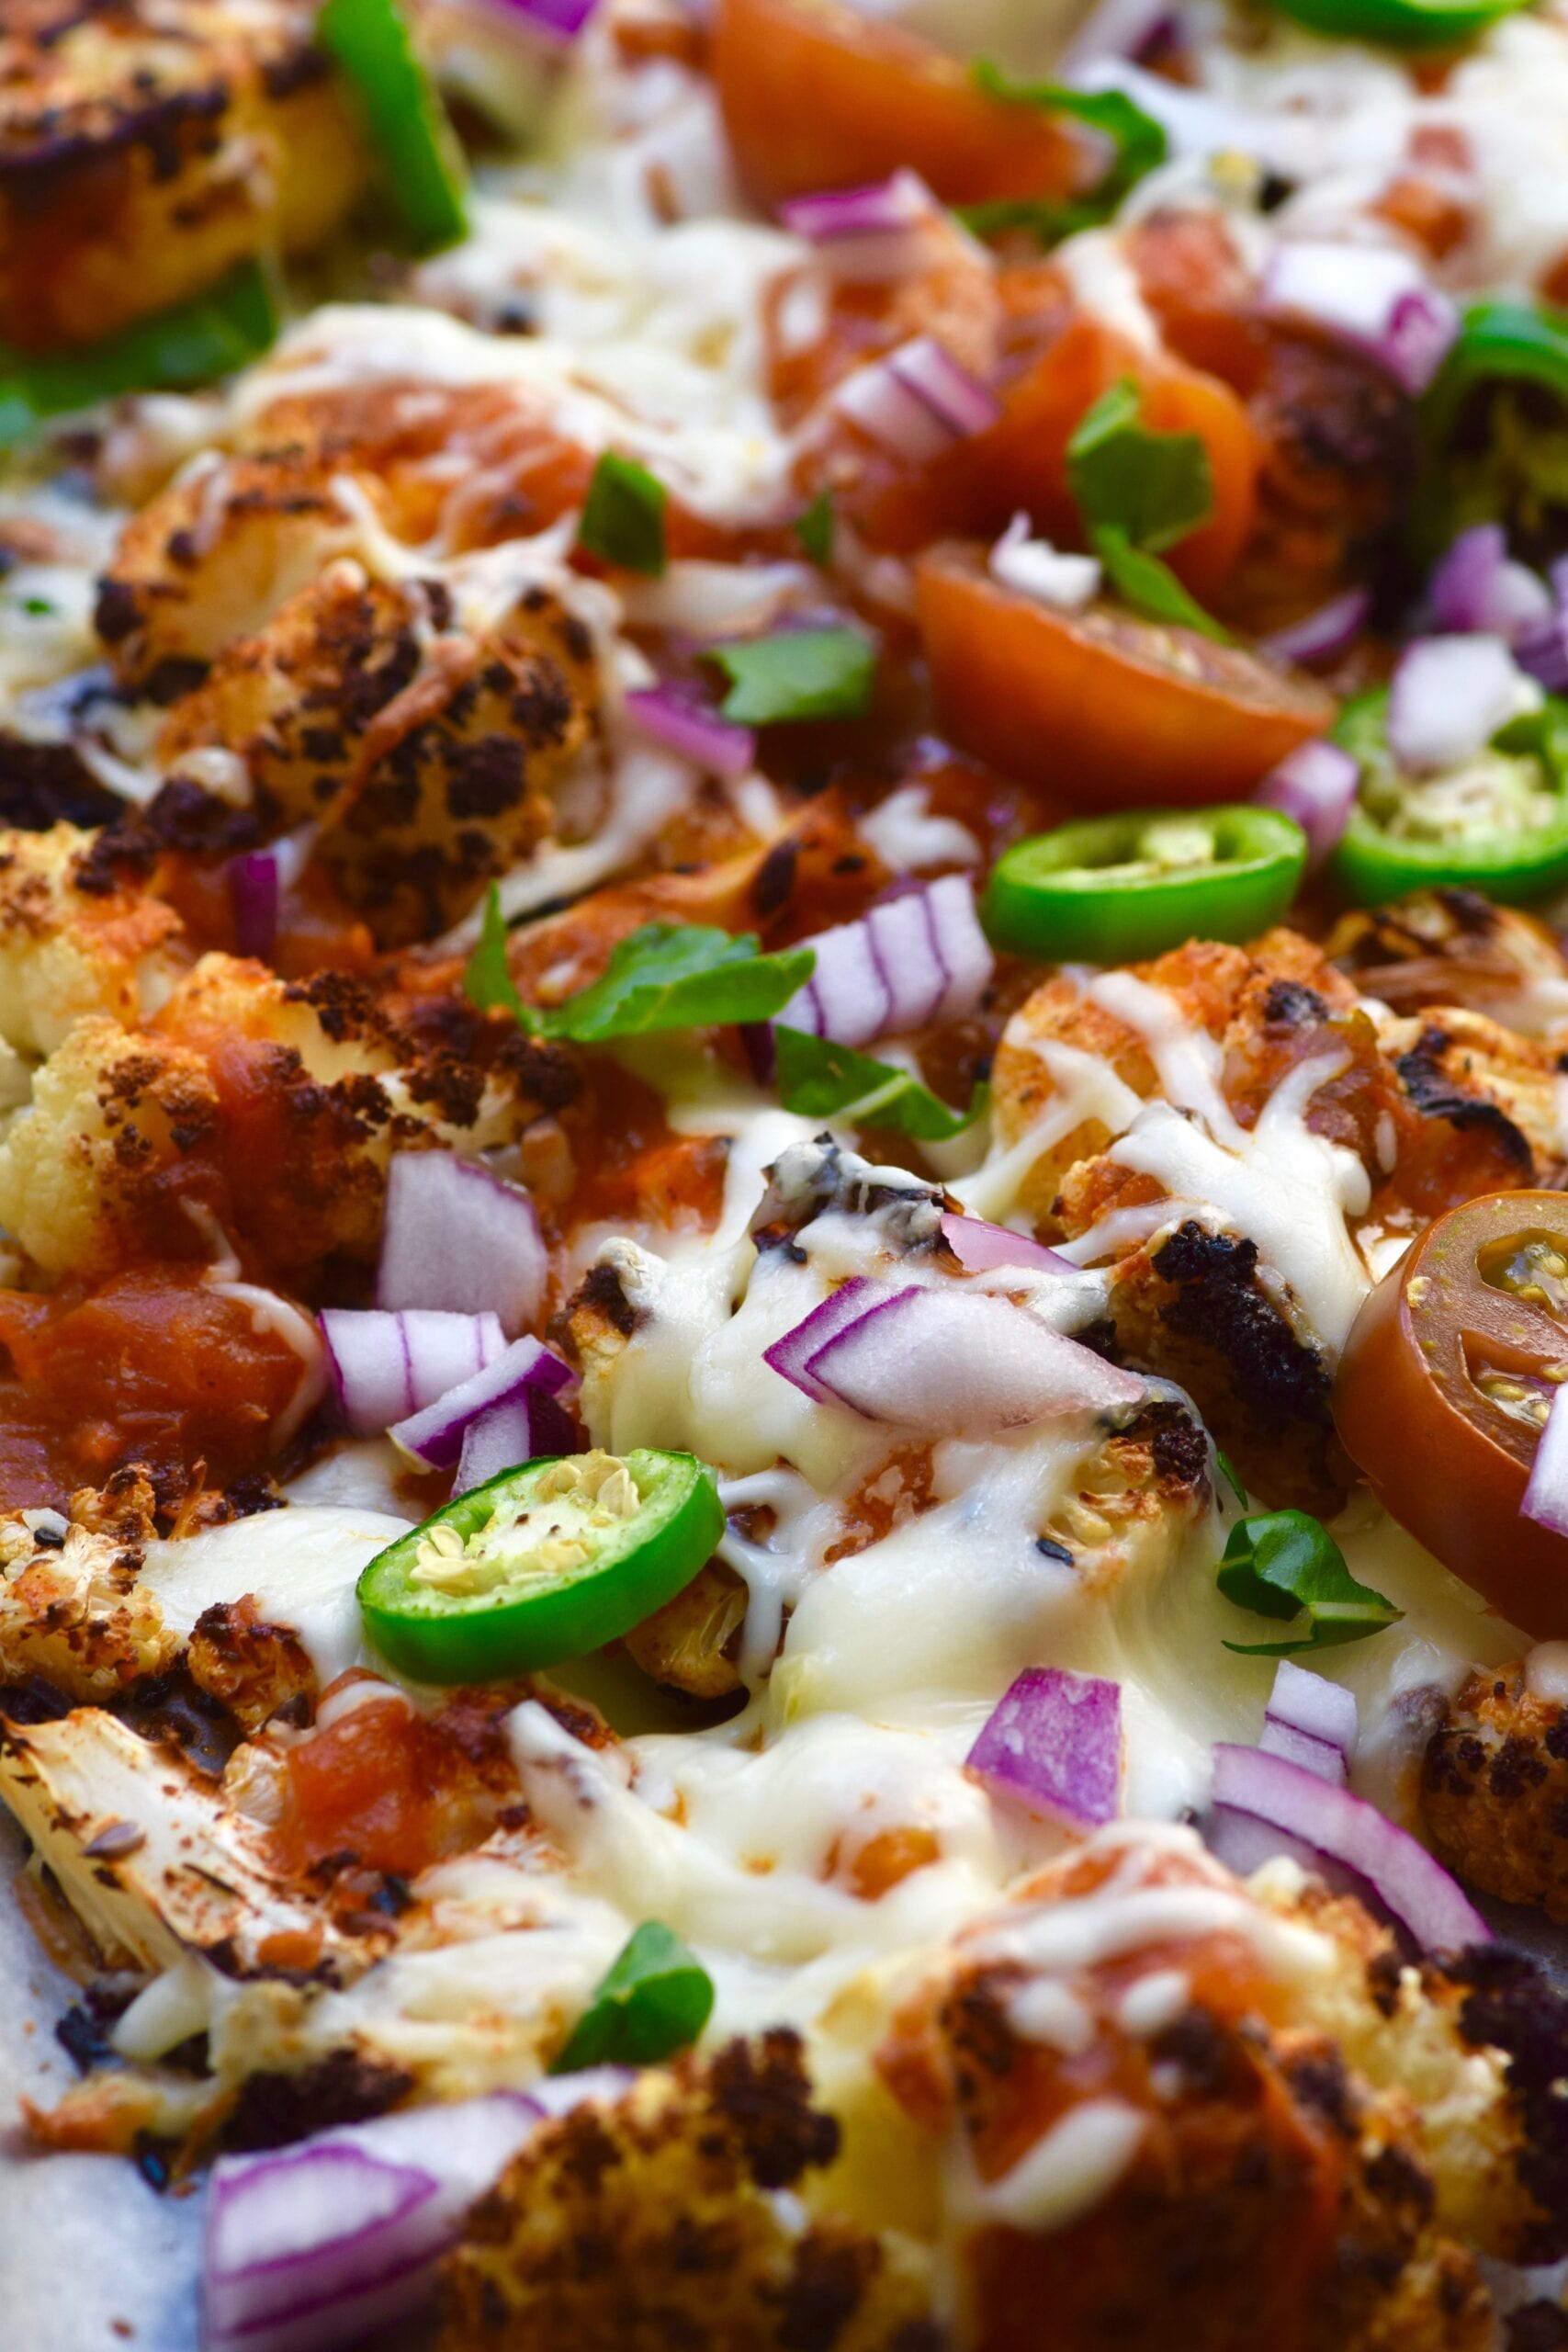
713,0,1082,209
915,542,1335,809
1333,1191,1568,1636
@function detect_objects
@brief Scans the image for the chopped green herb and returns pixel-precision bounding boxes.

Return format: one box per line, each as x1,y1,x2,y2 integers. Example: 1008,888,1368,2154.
795,490,836,567
774,1025,987,1141
318,0,468,254
578,451,668,577
1067,379,1214,555
0,260,277,449
1214,1450,1248,1511
703,627,876,725
464,901,814,1044
464,886,535,1030
18,596,54,617
1091,524,1233,641
963,62,1167,247
551,1919,714,2072
1217,1509,1402,1655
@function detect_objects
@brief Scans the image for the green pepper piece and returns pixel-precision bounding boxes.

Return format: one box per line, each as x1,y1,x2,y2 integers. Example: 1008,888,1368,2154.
552,1920,715,2072
1331,686,1568,905
318,0,468,254
1417,299,1568,556
1268,0,1531,44
982,806,1307,965
357,1448,726,1683
0,261,276,448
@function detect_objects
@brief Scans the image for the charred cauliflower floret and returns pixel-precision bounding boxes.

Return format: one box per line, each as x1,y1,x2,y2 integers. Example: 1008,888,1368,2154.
0,952,579,1279
156,558,600,944
441,2030,936,2352
1327,889,1568,1028
0,1469,170,1701
874,1826,1539,2352
1422,1664,1568,1926
0,821,186,1056
0,0,365,355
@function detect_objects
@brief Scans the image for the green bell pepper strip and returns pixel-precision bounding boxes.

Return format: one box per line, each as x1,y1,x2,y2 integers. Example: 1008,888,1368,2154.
1417,299,1568,555
982,806,1308,965
1331,687,1568,905
318,0,468,254
551,1920,715,2072
1268,0,1532,45
0,261,276,448
357,1448,725,1683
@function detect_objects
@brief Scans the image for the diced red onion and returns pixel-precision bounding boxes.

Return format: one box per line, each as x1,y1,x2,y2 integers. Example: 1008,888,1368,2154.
1429,524,1552,640
1522,1384,1568,1538
1253,738,1358,871
1265,1657,1359,1755
228,830,316,964
968,1666,1122,1828
762,1276,892,1408
778,876,993,1049
786,1283,1144,1433
1258,241,1457,395
833,336,1000,467
780,170,936,282
625,685,756,782
1060,0,1183,74
201,2073,630,2352
490,0,598,36
1257,1718,1348,1783
455,1385,583,1491
377,1153,547,1339
321,1308,506,1439
390,1333,577,1472
1386,634,1530,774
1514,607,1568,695
1256,586,1369,671
939,1211,1077,1278
1208,1742,1490,1952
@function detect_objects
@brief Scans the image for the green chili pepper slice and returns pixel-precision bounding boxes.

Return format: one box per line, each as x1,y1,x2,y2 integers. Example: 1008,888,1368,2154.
551,1920,715,2072
1331,687,1568,905
1418,298,1568,557
357,1447,726,1683
318,0,468,254
982,806,1307,965
1267,0,1531,46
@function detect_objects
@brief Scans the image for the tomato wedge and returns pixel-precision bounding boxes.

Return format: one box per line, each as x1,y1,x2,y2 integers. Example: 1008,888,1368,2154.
713,0,1083,209
1333,1192,1568,1636
915,543,1335,809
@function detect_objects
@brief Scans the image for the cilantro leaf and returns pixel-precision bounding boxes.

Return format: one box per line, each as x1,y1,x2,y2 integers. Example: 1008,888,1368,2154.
966,61,1167,245
551,1920,713,2072
774,1024,987,1141
1217,1509,1402,1656
1067,379,1214,553
578,450,668,576
1092,524,1233,641
464,885,535,1029
795,491,835,567
1214,1448,1247,1510
703,627,875,725
547,924,814,1042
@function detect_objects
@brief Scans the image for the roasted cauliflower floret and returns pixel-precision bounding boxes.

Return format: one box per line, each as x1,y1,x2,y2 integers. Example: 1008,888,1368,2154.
1327,888,1568,1029
0,952,579,1278
157,558,600,944
0,821,186,1056
1421,1664,1568,1926
441,2030,936,2352
0,0,364,356
0,1470,171,1701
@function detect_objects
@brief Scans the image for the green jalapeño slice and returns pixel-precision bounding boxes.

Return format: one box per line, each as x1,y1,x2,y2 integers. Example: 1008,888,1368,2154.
358,1448,726,1683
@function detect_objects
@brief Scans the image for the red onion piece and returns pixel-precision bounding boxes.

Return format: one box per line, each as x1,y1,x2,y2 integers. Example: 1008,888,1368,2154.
390,1333,577,1471
939,1211,1077,1277
1208,1742,1490,1952
1258,1717,1348,1783
1060,0,1182,73
762,1276,892,1407
321,1308,506,1438
625,685,756,781
1265,1657,1358,1756
1515,607,1568,695
802,1283,1144,1432
1253,738,1358,871
1258,242,1457,395
779,170,936,281
456,1385,583,1490
490,0,597,35
1256,585,1369,671
778,876,993,1049
967,1665,1122,1827
1386,634,1529,774
229,853,280,963
202,2075,631,2352
377,1153,547,1338
1522,1385,1568,1537
833,336,999,466
1429,524,1551,639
